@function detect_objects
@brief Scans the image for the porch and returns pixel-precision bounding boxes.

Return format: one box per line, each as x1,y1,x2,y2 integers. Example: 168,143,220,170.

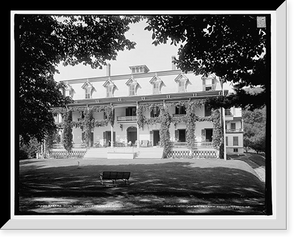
49,141,217,159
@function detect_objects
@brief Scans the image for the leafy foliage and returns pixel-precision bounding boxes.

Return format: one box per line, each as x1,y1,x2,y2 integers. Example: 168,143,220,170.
16,15,139,143
159,108,172,158
145,15,268,109
242,107,266,153
136,99,223,157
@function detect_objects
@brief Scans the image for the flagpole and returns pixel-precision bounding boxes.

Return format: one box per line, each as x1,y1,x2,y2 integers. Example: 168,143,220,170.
221,78,227,161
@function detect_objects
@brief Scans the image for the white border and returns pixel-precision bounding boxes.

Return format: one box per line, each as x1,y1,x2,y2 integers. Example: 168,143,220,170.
5,4,287,229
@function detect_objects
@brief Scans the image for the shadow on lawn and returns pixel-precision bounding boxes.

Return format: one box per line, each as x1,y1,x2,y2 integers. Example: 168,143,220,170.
18,162,266,215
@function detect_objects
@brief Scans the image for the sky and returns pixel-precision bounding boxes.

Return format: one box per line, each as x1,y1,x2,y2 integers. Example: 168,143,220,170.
54,19,180,82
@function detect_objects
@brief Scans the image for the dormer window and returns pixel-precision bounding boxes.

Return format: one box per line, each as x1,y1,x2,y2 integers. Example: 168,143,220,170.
81,80,95,99
150,74,165,95
126,76,140,96
103,78,117,98
175,73,190,92
64,83,75,98
202,74,217,91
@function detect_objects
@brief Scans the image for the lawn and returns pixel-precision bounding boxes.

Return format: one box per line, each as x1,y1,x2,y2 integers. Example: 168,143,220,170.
18,158,266,215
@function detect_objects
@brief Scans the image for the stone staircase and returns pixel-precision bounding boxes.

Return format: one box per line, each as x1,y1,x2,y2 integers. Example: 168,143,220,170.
83,147,163,159
83,147,110,159
135,147,163,159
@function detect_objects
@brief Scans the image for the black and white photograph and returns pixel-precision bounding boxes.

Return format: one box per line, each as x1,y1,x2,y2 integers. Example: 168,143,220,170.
5,4,288,230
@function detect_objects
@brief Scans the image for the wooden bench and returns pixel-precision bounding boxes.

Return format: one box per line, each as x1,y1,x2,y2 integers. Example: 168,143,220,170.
99,171,131,185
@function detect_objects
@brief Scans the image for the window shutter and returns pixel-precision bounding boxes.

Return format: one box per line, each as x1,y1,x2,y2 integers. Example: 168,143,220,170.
103,131,106,145
175,130,179,141
212,78,216,90
201,129,206,141
150,130,153,143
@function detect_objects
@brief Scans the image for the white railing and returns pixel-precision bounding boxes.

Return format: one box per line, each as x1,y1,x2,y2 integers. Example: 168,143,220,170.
226,129,243,133
171,141,213,148
172,114,186,117
117,116,137,122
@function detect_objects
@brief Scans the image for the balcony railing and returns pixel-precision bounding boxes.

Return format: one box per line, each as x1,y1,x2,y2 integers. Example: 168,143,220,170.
117,116,137,122
173,113,186,117
171,141,213,148
226,128,243,133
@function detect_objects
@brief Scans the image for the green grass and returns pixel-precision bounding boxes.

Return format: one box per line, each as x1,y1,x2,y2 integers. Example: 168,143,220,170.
18,158,266,215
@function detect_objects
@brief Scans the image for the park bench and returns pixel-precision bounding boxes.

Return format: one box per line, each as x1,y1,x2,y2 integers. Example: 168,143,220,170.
99,171,131,186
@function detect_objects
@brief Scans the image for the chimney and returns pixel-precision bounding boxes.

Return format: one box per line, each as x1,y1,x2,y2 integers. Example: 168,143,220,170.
171,56,177,70
106,64,111,77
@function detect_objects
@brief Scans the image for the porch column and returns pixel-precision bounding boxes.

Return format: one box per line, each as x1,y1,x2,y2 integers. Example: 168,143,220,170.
110,125,114,148
136,102,140,148
110,106,114,148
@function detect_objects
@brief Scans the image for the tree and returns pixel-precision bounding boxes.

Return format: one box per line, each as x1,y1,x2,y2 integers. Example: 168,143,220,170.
16,15,140,143
145,15,269,109
242,107,266,153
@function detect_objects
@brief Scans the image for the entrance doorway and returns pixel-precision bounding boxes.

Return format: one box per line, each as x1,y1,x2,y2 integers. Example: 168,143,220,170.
205,128,213,142
178,129,186,142
127,126,137,145
153,130,160,146
103,131,115,147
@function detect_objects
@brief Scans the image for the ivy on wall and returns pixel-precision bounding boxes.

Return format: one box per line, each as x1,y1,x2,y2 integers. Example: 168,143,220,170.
159,107,172,158
136,99,224,158
52,105,114,148
62,110,73,152
52,98,225,158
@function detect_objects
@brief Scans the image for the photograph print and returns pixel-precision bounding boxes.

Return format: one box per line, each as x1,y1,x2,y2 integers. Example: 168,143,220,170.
15,13,272,216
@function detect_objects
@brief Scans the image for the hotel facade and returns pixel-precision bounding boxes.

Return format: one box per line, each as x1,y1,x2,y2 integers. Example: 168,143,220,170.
51,62,244,159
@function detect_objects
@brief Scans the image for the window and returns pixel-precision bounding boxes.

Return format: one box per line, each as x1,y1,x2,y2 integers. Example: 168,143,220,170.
233,148,238,153
150,74,164,94
204,105,212,116
175,73,189,93
150,107,160,117
202,74,217,91
233,136,239,146
175,105,186,115
129,83,135,96
85,90,91,99
106,85,114,97
225,109,232,116
103,78,116,98
153,82,160,94
230,123,236,130
126,77,140,96
82,81,95,99
178,80,185,92
226,136,228,146
126,107,136,116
